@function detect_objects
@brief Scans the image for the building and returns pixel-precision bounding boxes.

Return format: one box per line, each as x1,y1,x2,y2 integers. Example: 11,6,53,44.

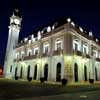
4,13,100,83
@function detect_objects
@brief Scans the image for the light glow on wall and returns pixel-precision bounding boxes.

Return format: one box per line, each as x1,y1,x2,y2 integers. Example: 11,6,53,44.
71,22,75,27
89,31,93,37
79,27,83,32
47,26,51,32
67,18,71,23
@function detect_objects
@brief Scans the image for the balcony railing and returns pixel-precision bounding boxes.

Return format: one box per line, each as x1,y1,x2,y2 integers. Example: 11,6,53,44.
73,50,91,59
53,49,63,56
23,54,40,60
14,54,40,61
73,50,82,56
42,52,50,57
14,58,22,62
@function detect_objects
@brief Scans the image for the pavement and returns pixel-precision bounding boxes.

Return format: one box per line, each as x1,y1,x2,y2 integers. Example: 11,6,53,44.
0,79,100,100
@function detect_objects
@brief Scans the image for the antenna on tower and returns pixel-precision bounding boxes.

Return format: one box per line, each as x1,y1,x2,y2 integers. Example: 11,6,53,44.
15,9,19,13
14,9,19,17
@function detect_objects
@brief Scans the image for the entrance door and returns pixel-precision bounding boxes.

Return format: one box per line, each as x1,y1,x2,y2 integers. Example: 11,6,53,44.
56,63,61,82
20,67,23,78
15,67,17,78
27,65,30,79
95,67,98,81
84,66,87,81
74,63,78,82
44,64,48,81
34,65,37,80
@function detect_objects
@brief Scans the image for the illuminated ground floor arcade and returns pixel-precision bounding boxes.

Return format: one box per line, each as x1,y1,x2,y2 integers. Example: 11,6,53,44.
9,55,100,83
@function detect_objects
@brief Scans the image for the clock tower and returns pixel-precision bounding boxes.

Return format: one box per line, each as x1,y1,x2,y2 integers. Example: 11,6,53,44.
4,12,22,78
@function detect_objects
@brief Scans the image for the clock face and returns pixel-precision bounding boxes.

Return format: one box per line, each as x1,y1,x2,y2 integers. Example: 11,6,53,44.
14,19,20,25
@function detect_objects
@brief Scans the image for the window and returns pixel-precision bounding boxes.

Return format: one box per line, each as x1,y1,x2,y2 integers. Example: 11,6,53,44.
27,49,32,56
73,40,79,51
55,40,62,51
83,47,86,54
83,45,88,54
35,49,38,55
57,42,61,50
44,44,49,53
34,47,39,55
93,50,98,58
21,51,25,58
75,43,78,51
45,46,49,53
16,53,19,59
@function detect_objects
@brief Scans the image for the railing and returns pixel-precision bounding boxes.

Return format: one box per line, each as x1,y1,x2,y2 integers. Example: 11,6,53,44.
53,49,63,56
73,50,82,56
73,50,91,59
14,58,22,62
42,53,49,57
23,54,40,60
14,54,40,61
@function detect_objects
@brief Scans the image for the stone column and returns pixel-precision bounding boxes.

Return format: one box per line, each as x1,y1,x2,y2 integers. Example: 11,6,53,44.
63,32,73,82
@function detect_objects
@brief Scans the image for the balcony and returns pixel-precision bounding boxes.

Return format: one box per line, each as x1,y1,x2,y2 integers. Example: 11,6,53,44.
23,54,40,60
82,53,90,58
42,52,49,57
14,54,40,61
73,50,82,56
73,50,91,59
14,58,22,62
53,49,63,56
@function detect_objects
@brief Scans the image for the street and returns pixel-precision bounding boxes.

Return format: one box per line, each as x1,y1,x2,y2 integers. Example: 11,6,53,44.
25,90,100,100
0,79,100,100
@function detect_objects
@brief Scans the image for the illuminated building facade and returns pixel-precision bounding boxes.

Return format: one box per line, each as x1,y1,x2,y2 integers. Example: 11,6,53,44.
4,13,100,83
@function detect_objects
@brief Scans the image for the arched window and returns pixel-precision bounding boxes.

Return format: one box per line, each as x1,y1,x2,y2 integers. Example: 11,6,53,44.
56,63,61,82
20,67,23,78
34,65,37,80
27,65,30,79
74,63,78,82
84,65,87,81
44,64,48,81
95,67,98,81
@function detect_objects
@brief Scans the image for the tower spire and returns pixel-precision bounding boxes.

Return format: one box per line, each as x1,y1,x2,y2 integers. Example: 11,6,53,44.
12,12,15,17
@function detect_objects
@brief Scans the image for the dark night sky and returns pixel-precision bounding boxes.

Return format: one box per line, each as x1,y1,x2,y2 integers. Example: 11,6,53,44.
0,0,100,66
